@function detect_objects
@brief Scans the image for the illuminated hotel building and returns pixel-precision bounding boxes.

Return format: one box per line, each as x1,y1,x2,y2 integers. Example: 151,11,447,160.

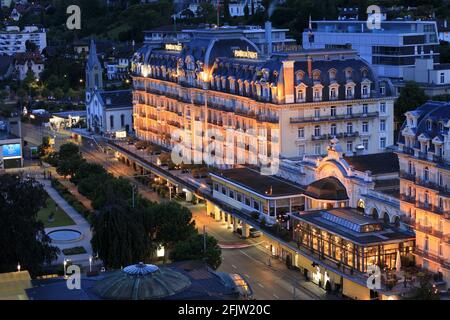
131,26,396,166
397,101,450,288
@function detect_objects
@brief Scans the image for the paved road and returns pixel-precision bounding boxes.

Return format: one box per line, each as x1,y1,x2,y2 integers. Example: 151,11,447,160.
21,123,334,300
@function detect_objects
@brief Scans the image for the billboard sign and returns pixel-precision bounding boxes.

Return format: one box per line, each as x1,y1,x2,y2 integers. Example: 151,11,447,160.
2,143,21,159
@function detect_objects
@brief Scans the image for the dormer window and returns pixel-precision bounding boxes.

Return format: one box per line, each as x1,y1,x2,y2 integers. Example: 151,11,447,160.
313,87,322,102
328,69,337,81
427,120,432,131
295,71,305,83
380,84,386,95
330,87,337,99
296,84,307,102
438,122,444,132
361,68,368,79
346,85,354,99
362,85,369,98
313,70,321,82
345,68,353,80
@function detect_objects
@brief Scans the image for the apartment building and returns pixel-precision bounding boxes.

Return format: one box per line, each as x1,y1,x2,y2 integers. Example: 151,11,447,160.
0,26,47,56
131,25,395,167
397,101,450,288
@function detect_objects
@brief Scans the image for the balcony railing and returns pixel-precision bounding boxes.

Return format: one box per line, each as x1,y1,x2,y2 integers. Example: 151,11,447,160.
399,171,415,182
290,112,379,124
399,193,415,204
415,223,432,234
311,131,359,141
401,215,415,227
414,247,449,269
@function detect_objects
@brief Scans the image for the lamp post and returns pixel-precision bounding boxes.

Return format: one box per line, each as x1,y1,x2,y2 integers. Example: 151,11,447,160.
89,256,93,272
63,259,67,278
17,262,21,272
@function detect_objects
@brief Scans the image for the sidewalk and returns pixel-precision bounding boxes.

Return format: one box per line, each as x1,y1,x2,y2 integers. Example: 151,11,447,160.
39,179,93,267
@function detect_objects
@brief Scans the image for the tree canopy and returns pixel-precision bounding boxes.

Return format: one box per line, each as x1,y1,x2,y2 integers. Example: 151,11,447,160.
0,174,59,275
394,81,428,124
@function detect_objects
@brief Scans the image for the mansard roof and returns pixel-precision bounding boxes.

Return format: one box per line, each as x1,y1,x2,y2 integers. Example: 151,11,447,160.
398,100,450,144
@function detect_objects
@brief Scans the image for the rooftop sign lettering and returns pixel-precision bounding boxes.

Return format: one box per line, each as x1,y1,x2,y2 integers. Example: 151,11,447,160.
165,43,182,51
233,49,258,59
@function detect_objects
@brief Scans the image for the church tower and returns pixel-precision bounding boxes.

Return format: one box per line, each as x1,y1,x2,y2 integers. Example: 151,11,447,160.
85,39,103,92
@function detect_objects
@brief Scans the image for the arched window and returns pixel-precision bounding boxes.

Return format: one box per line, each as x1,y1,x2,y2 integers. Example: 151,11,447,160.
424,167,429,181
313,70,321,81
362,85,369,96
371,208,379,220
328,69,336,81
383,212,390,224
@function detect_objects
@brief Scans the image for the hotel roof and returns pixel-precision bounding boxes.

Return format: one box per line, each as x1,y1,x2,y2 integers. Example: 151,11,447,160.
343,152,399,175
292,208,415,245
211,167,305,198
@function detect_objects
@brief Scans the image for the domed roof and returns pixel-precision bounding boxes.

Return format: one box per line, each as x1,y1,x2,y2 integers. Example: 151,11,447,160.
91,263,191,300
305,177,348,201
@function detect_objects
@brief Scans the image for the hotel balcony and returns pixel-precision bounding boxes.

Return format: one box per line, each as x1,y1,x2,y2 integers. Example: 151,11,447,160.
311,131,359,141
414,247,450,270
256,114,279,123
401,215,415,227
290,112,378,124
399,171,415,182
399,193,415,204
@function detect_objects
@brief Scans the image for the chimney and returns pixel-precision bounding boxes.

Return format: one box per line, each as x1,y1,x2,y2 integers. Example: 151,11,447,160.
307,56,313,78
282,60,295,103
265,21,272,55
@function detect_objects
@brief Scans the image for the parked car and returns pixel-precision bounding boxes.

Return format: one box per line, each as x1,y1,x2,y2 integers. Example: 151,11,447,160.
249,228,262,238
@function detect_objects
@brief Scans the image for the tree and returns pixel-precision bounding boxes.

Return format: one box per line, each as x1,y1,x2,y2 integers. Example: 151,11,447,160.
71,162,108,184
91,177,133,209
154,202,196,261
395,81,428,124
170,233,222,270
91,196,148,269
56,142,85,178
244,4,249,20
0,174,59,275
408,271,440,300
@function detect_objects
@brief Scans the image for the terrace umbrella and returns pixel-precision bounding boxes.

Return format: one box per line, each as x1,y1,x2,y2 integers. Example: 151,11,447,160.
395,250,402,272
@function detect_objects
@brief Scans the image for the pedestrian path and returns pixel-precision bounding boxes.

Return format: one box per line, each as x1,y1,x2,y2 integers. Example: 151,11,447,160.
39,179,93,267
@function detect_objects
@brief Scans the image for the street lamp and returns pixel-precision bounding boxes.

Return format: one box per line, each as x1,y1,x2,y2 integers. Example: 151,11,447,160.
89,256,93,272
17,262,21,272
63,259,67,278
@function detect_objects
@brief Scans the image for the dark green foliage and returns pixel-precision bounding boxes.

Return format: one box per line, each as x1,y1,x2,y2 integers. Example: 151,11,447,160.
0,174,59,275
170,234,222,270
394,81,428,124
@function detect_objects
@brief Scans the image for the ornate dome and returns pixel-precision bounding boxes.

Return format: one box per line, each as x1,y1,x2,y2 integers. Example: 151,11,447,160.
305,176,348,201
91,262,191,300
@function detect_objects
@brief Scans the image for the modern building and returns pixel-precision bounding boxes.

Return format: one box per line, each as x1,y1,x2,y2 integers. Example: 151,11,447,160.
228,0,263,18
303,20,440,81
437,19,450,42
26,261,252,300
0,117,23,169
85,40,133,136
0,25,47,56
131,25,395,168
397,101,450,289
403,58,450,96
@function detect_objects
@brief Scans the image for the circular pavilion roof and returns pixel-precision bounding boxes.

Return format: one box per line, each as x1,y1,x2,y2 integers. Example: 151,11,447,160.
305,176,349,201
91,262,191,300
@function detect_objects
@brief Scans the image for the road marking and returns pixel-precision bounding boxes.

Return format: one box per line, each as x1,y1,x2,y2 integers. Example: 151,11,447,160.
258,283,264,288
273,294,279,299
231,264,237,269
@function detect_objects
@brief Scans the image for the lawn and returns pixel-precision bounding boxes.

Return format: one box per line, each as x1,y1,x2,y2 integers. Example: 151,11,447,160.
37,197,75,228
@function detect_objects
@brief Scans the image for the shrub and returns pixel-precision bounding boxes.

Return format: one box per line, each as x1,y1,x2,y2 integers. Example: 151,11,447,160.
251,211,260,220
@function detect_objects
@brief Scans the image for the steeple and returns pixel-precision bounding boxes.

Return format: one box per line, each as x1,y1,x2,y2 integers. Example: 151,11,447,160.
86,38,103,91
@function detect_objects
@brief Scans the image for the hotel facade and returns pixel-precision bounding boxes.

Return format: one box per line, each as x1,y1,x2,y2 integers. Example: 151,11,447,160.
397,101,450,288
131,26,396,168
